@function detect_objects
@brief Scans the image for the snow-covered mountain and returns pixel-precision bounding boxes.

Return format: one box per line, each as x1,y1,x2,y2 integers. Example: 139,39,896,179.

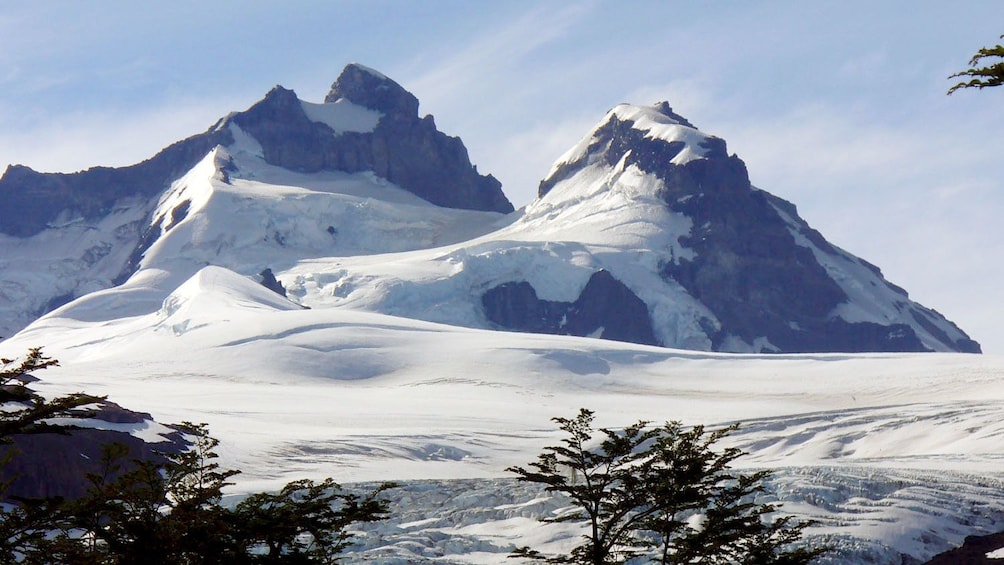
0,64,1001,562
0,63,511,340
0,65,979,353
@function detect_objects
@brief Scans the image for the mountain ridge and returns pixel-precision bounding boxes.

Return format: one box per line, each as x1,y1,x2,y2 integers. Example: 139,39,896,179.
0,65,980,353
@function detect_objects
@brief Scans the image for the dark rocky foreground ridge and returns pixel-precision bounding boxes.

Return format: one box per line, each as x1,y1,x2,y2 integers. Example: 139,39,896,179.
0,63,511,239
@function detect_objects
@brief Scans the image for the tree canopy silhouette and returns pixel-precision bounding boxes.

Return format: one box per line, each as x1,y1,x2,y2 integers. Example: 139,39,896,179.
507,408,825,564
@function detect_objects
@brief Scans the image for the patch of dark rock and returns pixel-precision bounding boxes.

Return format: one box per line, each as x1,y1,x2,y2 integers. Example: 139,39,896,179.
91,399,153,424
0,399,183,502
35,291,75,317
0,429,171,501
259,268,287,297
166,199,191,231
81,242,112,266
114,214,164,285
924,530,1004,564
482,270,658,346
536,101,980,353
661,183,854,352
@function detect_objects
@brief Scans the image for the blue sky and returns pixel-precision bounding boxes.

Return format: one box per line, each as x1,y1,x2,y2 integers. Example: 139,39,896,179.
2,1,1003,352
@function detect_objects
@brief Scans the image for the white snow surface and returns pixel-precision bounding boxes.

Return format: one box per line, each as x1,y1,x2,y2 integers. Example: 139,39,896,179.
6,269,1004,562
300,99,382,134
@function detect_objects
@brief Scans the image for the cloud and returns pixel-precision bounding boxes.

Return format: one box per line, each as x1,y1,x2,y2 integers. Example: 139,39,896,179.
403,2,595,113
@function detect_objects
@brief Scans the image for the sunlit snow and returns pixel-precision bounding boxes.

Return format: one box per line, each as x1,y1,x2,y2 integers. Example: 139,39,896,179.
300,99,382,134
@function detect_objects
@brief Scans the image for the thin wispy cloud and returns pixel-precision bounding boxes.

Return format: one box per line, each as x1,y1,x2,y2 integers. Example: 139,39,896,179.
0,100,234,173
404,2,596,112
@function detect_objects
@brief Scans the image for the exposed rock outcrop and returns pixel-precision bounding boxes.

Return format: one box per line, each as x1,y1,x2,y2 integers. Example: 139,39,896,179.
0,399,184,501
0,63,511,241
482,270,658,345
0,129,232,238
230,64,513,214
923,531,1004,564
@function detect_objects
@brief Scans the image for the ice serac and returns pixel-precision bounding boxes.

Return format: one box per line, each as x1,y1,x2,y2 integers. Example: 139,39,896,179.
229,63,513,214
530,101,980,353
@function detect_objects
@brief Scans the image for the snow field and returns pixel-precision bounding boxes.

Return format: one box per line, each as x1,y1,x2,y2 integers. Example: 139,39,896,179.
6,266,1004,561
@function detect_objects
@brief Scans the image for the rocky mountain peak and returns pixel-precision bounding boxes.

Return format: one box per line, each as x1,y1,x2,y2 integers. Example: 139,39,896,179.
228,64,511,214
324,63,419,119
538,101,731,199
520,100,981,354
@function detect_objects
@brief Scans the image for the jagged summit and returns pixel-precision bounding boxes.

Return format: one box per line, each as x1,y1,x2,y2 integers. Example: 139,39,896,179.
538,101,731,199
220,65,512,214
324,63,419,118
0,64,513,339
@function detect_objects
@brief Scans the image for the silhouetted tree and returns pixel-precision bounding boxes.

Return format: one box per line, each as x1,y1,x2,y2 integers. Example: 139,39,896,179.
0,349,396,564
508,409,824,564
231,478,396,563
0,348,103,562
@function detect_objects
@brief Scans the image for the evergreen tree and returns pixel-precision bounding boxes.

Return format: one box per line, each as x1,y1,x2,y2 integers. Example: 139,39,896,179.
0,348,103,562
507,409,660,564
0,348,397,564
948,35,1004,94
508,409,824,564
16,420,395,564
0,348,102,439
230,478,396,563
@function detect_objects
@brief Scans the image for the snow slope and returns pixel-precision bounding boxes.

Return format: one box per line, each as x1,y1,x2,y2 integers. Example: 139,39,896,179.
5,265,1004,562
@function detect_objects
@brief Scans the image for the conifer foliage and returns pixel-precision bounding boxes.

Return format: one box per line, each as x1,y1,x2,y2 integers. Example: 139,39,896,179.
0,349,395,563
507,409,824,564
0,347,104,562
948,35,1004,94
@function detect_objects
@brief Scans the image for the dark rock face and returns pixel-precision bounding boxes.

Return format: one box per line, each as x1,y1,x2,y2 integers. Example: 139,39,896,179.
0,129,232,238
0,400,184,501
259,268,286,297
231,65,513,214
0,62,511,240
325,63,419,118
0,63,512,337
539,103,978,353
2,429,162,500
923,530,1004,564
482,270,658,345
